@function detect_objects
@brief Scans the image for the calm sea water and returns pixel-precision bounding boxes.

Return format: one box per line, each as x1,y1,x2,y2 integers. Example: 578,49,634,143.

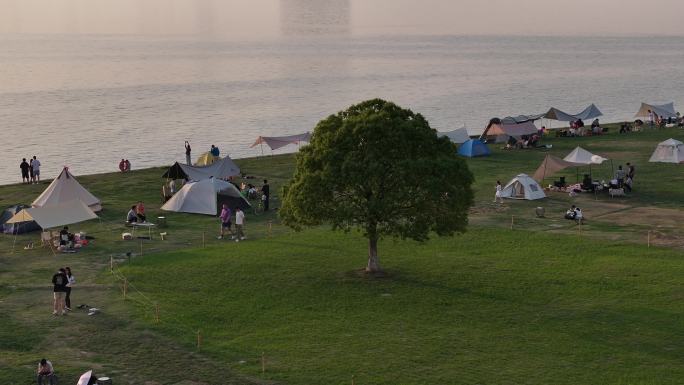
1,1,683,185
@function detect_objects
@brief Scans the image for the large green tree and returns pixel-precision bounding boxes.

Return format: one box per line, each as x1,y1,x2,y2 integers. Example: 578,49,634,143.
280,99,474,273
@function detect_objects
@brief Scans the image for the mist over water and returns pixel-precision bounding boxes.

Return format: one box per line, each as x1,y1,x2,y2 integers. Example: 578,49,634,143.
1,0,683,185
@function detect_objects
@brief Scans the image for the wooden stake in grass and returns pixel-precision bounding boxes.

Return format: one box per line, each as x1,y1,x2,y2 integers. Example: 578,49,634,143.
196,329,202,351
352,375,356,385
268,221,272,237
202,231,206,248
647,230,651,248
110,255,113,273
123,278,128,300
139,239,143,256
154,303,160,323
261,351,266,373
510,215,514,230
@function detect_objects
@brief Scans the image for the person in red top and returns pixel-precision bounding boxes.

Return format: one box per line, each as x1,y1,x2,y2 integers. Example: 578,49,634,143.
136,201,146,222
119,159,126,172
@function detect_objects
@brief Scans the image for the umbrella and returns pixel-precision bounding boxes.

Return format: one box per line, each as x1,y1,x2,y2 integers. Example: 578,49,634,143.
76,370,92,385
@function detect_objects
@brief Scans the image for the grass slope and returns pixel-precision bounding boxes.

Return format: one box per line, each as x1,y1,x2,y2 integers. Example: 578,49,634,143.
120,228,684,385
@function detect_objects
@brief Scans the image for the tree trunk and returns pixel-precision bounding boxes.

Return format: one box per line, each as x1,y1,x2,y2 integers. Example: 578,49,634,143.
366,236,383,274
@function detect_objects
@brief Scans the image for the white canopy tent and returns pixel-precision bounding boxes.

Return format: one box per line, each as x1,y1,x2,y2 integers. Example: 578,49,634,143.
563,147,608,164
161,178,250,216
6,200,98,229
500,174,546,200
649,138,684,163
634,102,677,118
32,167,102,212
440,126,470,144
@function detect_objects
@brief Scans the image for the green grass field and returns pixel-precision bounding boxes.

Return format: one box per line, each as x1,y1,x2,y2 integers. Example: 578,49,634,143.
1,126,684,384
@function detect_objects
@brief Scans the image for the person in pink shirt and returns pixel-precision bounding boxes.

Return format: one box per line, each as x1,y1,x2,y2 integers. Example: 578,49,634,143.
217,204,233,240
136,201,146,222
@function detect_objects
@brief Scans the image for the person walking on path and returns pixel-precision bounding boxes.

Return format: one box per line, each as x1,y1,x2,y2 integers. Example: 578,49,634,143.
30,156,41,184
185,141,192,165
261,179,270,211
235,207,245,242
65,267,75,311
494,180,503,203
37,358,55,385
217,204,233,240
52,268,68,316
627,162,636,181
20,158,30,184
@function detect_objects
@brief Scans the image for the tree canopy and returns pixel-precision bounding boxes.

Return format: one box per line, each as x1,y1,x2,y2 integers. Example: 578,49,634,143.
280,99,474,273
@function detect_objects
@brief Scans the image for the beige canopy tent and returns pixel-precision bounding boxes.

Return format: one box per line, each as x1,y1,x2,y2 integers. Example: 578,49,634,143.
32,167,102,212
634,102,677,118
251,132,311,152
6,200,98,229
532,155,582,181
482,120,538,137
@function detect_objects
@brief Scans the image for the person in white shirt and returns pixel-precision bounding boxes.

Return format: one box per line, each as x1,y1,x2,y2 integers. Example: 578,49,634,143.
574,207,583,223
30,156,41,184
494,180,503,203
235,207,246,242
37,358,54,384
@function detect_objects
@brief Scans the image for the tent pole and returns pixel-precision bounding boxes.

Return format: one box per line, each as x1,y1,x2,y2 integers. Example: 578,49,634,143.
260,142,264,157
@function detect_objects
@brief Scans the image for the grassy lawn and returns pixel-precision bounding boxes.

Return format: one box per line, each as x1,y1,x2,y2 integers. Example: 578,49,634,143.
1,126,683,384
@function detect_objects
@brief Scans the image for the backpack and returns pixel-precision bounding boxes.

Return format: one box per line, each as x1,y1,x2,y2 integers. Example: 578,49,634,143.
54,274,64,286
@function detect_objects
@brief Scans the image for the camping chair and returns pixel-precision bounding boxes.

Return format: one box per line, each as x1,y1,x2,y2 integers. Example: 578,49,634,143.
40,231,52,247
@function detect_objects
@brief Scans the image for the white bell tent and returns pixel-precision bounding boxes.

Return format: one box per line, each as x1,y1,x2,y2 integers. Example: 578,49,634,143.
32,167,102,212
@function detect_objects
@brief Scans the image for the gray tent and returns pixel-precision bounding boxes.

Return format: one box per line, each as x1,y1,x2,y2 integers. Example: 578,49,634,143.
162,157,240,181
440,127,471,144
544,104,603,122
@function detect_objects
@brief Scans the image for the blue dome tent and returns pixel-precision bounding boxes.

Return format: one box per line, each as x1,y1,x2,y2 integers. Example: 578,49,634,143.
457,139,491,158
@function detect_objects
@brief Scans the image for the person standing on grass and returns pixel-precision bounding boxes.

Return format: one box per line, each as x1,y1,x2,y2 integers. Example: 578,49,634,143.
119,159,126,172
52,268,68,316
65,267,75,311
30,156,41,184
235,207,245,242
261,179,270,211
218,204,233,240
20,158,30,184
37,358,55,385
185,141,192,165
626,162,635,181
648,109,654,127
494,180,503,203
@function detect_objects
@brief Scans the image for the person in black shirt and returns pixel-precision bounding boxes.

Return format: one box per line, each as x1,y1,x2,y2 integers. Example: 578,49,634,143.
185,141,192,165
20,158,30,184
261,179,270,211
52,268,68,316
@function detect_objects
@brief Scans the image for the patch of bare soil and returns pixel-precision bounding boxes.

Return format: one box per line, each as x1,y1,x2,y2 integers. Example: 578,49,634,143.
598,206,684,228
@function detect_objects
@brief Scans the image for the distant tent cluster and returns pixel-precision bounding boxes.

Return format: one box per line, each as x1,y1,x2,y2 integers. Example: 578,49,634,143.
635,102,677,118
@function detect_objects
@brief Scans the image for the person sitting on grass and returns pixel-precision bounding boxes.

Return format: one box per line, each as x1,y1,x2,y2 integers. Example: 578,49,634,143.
127,205,138,223
37,358,55,385
574,207,584,223
136,201,146,222
565,205,577,220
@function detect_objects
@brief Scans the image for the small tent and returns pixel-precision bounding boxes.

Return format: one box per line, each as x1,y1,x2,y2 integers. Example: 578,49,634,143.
1,205,41,234
162,157,240,181
32,167,102,212
458,139,490,158
6,200,98,229
161,178,250,216
501,174,545,200
532,154,582,181
649,138,684,163
195,152,220,166
563,147,607,164
440,127,470,144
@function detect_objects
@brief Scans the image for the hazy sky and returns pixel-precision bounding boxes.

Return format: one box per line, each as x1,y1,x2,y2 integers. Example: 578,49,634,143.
0,0,682,37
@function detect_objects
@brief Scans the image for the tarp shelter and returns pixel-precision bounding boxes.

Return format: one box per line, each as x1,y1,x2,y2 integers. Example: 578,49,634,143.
544,104,603,122
1,205,41,234
634,102,677,118
32,167,102,212
501,174,546,200
500,114,545,124
440,127,470,144
6,200,98,229
251,132,311,151
649,138,684,163
195,152,220,166
162,157,240,181
483,120,538,137
563,147,608,164
457,139,490,157
161,178,250,216
532,154,583,181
